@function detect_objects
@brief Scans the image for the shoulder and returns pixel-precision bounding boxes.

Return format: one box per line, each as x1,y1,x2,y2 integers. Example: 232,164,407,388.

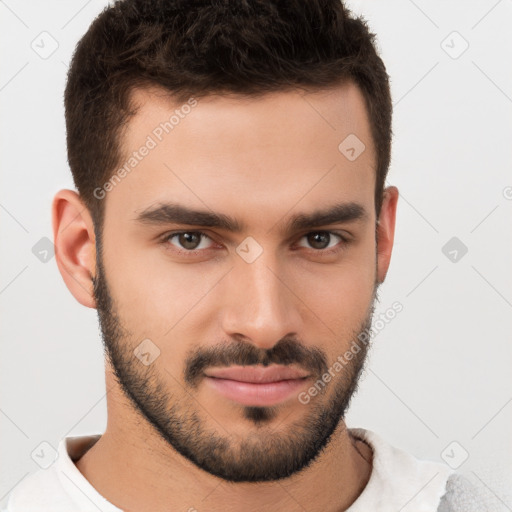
437,472,510,512
3,465,74,511
349,428,509,512
4,434,106,512
348,428,453,511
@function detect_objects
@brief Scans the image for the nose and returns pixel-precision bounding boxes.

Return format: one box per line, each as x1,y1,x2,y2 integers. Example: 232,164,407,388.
219,249,303,350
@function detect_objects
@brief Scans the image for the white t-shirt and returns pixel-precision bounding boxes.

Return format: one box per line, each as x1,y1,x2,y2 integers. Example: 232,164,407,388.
2,428,469,511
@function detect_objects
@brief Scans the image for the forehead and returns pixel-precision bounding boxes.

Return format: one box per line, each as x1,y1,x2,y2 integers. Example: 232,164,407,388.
105,82,376,229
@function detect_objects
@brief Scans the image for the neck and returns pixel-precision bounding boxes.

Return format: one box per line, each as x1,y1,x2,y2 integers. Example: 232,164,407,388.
75,372,372,512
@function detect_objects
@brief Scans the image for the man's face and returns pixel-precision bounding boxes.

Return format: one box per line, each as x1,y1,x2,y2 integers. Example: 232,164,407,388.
92,83,381,482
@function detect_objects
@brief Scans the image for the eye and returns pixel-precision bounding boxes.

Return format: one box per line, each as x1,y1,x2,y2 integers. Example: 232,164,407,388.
296,231,348,252
159,229,350,256
162,231,214,252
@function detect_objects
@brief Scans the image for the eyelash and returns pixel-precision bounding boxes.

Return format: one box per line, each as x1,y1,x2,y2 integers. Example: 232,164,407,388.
159,230,350,256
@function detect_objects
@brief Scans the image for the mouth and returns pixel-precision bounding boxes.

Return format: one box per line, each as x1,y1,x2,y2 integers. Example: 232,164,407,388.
203,365,310,406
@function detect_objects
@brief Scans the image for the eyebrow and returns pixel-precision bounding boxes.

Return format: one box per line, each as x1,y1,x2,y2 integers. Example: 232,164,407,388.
134,201,368,234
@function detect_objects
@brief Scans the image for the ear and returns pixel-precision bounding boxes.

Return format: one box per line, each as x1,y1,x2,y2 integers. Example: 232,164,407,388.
52,189,97,308
376,186,399,284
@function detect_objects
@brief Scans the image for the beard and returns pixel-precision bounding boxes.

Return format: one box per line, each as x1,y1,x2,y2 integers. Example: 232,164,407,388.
92,238,378,483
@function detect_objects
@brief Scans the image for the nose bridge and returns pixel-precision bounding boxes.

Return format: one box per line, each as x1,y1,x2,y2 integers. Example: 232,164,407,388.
220,246,301,348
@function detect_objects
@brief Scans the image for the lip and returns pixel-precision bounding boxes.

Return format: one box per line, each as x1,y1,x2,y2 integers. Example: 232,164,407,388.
204,365,310,383
203,365,310,406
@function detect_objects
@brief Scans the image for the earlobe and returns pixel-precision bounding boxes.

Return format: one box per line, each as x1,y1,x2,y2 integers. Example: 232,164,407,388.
52,189,97,309
376,186,399,284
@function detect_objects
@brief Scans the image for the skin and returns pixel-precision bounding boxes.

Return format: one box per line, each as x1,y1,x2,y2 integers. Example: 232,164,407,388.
52,81,399,512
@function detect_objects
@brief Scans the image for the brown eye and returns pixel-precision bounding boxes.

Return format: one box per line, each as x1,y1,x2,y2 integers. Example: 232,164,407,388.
163,231,214,252
298,231,345,251
307,232,330,249
177,232,201,250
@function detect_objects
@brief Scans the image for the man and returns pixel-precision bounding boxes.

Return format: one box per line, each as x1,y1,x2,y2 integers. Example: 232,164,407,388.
4,0,487,510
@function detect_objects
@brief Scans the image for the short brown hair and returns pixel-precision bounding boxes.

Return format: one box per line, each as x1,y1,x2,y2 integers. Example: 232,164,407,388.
64,0,392,234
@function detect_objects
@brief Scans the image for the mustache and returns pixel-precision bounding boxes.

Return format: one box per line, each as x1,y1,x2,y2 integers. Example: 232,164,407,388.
184,338,329,388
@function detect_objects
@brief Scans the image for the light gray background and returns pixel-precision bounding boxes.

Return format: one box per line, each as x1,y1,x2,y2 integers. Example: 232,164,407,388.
1,0,511,508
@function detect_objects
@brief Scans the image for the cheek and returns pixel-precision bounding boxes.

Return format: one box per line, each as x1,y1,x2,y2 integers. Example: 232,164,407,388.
290,246,376,335
105,241,225,337
103,249,214,373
